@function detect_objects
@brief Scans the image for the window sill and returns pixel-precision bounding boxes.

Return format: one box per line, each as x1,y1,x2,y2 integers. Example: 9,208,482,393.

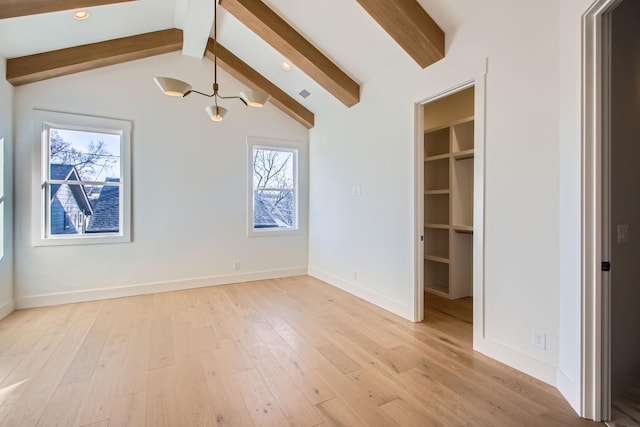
248,227,301,238
33,232,130,247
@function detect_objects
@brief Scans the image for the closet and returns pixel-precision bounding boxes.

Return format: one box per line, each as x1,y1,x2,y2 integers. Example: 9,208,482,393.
423,87,474,299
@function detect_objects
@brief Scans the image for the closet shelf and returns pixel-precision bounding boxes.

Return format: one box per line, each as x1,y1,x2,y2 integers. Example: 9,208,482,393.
453,149,474,161
425,223,449,230
425,153,450,162
425,189,450,195
452,225,473,233
423,102,474,300
425,255,449,264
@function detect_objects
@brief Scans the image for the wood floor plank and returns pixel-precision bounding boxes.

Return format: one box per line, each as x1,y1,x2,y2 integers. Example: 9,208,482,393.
145,365,179,427
0,276,602,427
252,320,335,405
247,345,323,426
399,366,517,426
387,325,563,420
82,420,109,427
35,380,90,427
275,324,330,369
0,332,66,424
59,299,120,386
200,349,254,427
313,397,368,427
313,363,400,426
114,316,151,396
175,351,212,417
0,354,26,385
73,298,136,426
346,368,400,406
315,343,361,374
1,307,99,427
379,398,443,427
218,338,255,373
178,405,218,427
425,293,473,323
148,316,175,370
233,368,290,426
109,392,147,427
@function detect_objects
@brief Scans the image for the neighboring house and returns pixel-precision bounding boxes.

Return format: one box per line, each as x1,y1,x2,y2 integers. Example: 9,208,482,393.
87,178,120,233
49,164,93,235
254,191,292,228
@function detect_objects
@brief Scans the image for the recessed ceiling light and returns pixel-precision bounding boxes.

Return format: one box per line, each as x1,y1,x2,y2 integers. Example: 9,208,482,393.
280,61,291,71
73,10,90,20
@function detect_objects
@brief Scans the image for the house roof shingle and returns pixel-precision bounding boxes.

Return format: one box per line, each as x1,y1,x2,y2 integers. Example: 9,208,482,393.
86,178,120,233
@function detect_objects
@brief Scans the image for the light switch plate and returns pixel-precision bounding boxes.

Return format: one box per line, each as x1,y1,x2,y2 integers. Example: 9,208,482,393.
618,224,630,244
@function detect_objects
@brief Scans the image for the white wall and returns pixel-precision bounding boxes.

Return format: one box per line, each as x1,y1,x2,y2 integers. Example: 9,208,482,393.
0,56,14,319
310,0,565,387
557,0,589,413
13,52,309,307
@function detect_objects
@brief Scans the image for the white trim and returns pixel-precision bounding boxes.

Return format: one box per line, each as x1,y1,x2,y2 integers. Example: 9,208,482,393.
309,267,413,320
558,367,582,413
31,109,132,246
247,136,300,237
581,0,622,421
0,300,14,320
412,96,425,322
412,59,487,346
14,267,308,309
475,336,558,386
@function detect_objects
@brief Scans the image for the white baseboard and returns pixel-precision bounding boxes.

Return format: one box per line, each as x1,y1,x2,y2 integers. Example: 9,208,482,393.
557,367,581,416
14,267,308,309
474,336,558,387
308,267,412,320
309,267,560,389
0,300,15,320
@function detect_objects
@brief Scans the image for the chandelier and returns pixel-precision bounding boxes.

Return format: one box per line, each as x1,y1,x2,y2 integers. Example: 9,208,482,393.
153,0,270,121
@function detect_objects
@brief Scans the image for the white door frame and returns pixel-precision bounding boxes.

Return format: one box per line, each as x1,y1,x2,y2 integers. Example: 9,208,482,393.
582,0,622,420
412,60,487,346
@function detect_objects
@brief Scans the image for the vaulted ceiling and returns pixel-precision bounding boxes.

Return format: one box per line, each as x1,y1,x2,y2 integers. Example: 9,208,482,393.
0,0,447,128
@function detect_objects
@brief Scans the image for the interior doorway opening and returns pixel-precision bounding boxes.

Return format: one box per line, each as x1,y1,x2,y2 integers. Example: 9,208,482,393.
583,0,640,423
420,86,475,335
605,1,640,425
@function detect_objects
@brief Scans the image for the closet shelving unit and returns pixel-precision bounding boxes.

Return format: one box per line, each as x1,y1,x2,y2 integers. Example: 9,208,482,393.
424,117,474,299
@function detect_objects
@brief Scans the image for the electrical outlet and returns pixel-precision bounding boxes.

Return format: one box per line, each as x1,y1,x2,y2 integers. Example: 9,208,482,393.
233,261,240,271
532,329,546,350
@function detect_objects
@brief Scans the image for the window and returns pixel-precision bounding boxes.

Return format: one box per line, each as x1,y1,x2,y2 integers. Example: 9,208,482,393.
33,110,131,246
248,139,298,235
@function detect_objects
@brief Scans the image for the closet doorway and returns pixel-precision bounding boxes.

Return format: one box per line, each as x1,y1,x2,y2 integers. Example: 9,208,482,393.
420,86,475,333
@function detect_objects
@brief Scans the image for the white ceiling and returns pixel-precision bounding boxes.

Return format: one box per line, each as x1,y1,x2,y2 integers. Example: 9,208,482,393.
0,0,454,117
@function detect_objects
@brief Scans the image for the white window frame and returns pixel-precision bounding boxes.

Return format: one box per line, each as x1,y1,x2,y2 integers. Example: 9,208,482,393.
32,109,132,246
248,137,299,237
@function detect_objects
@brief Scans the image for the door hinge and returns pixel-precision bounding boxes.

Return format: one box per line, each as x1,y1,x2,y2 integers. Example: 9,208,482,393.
420,235,424,241
602,261,611,272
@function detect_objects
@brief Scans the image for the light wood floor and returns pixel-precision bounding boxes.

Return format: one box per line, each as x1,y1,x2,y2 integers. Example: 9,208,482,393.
425,293,473,324
0,275,601,427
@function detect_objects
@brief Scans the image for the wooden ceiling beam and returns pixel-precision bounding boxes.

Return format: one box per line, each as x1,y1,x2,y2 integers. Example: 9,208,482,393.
206,39,314,129
0,0,135,19
6,29,183,86
4,28,313,128
354,0,444,68
219,0,360,108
